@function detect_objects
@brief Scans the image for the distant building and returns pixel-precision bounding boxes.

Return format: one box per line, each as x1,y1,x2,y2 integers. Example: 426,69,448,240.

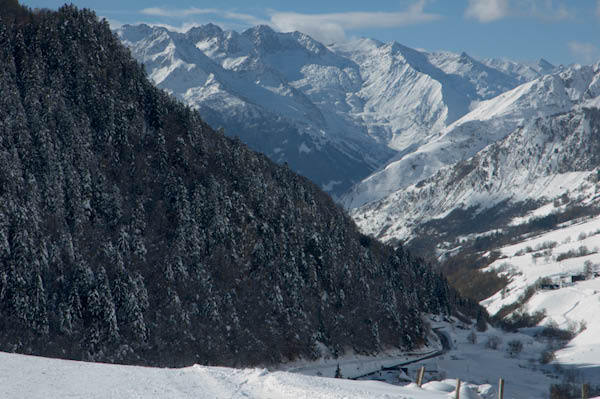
540,282,560,290
559,275,575,287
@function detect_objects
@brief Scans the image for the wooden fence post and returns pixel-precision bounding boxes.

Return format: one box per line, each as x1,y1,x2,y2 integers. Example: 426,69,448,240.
456,379,461,399
498,378,504,399
416,366,425,387
582,383,589,399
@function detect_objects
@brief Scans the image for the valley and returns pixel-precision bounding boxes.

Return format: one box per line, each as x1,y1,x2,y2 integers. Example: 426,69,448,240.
2,0,600,397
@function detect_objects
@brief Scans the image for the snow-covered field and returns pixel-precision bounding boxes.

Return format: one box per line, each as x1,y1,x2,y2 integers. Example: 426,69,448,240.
394,318,567,398
3,315,595,399
0,350,489,399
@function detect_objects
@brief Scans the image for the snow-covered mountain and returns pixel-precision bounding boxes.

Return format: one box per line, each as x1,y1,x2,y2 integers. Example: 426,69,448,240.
351,89,600,243
328,40,524,152
117,24,548,196
343,63,600,209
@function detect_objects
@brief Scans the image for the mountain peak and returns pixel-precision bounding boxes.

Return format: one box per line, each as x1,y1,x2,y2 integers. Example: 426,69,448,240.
459,51,474,63
130,23,163,32
118,23,165,42
241,25,286,52
537,58,555,72
243,24,276,37
241,25,330,56
187,22,223,37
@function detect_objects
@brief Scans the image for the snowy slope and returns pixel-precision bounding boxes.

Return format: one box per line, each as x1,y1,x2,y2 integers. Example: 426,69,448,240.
351,101,600,243
0,351,495,399
343,63,600,208
118,24,534,196
480,213,600,377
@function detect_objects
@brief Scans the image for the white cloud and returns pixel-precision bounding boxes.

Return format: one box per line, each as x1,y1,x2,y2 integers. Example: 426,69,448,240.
140,7,218,18
465,0,573,22
137,7,270,32
269,0,442,44
270,14,346,43
465,0,509,22
221,11,267,27
515,0,572,21
568,41,600,65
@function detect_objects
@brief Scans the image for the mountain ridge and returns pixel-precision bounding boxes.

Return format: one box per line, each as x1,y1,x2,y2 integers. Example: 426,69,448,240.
118,23,550,197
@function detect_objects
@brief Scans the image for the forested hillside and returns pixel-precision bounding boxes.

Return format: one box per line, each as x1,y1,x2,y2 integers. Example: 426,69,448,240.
0,3,456,367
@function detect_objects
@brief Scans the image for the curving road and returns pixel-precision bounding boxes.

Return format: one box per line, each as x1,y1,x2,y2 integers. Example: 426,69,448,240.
352,327,451,381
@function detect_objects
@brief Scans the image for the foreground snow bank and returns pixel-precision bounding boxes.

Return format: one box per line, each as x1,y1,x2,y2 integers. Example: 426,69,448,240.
0,351,476,399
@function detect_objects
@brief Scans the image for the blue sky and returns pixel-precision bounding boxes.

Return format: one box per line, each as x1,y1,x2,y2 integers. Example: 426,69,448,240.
20,0,600,65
